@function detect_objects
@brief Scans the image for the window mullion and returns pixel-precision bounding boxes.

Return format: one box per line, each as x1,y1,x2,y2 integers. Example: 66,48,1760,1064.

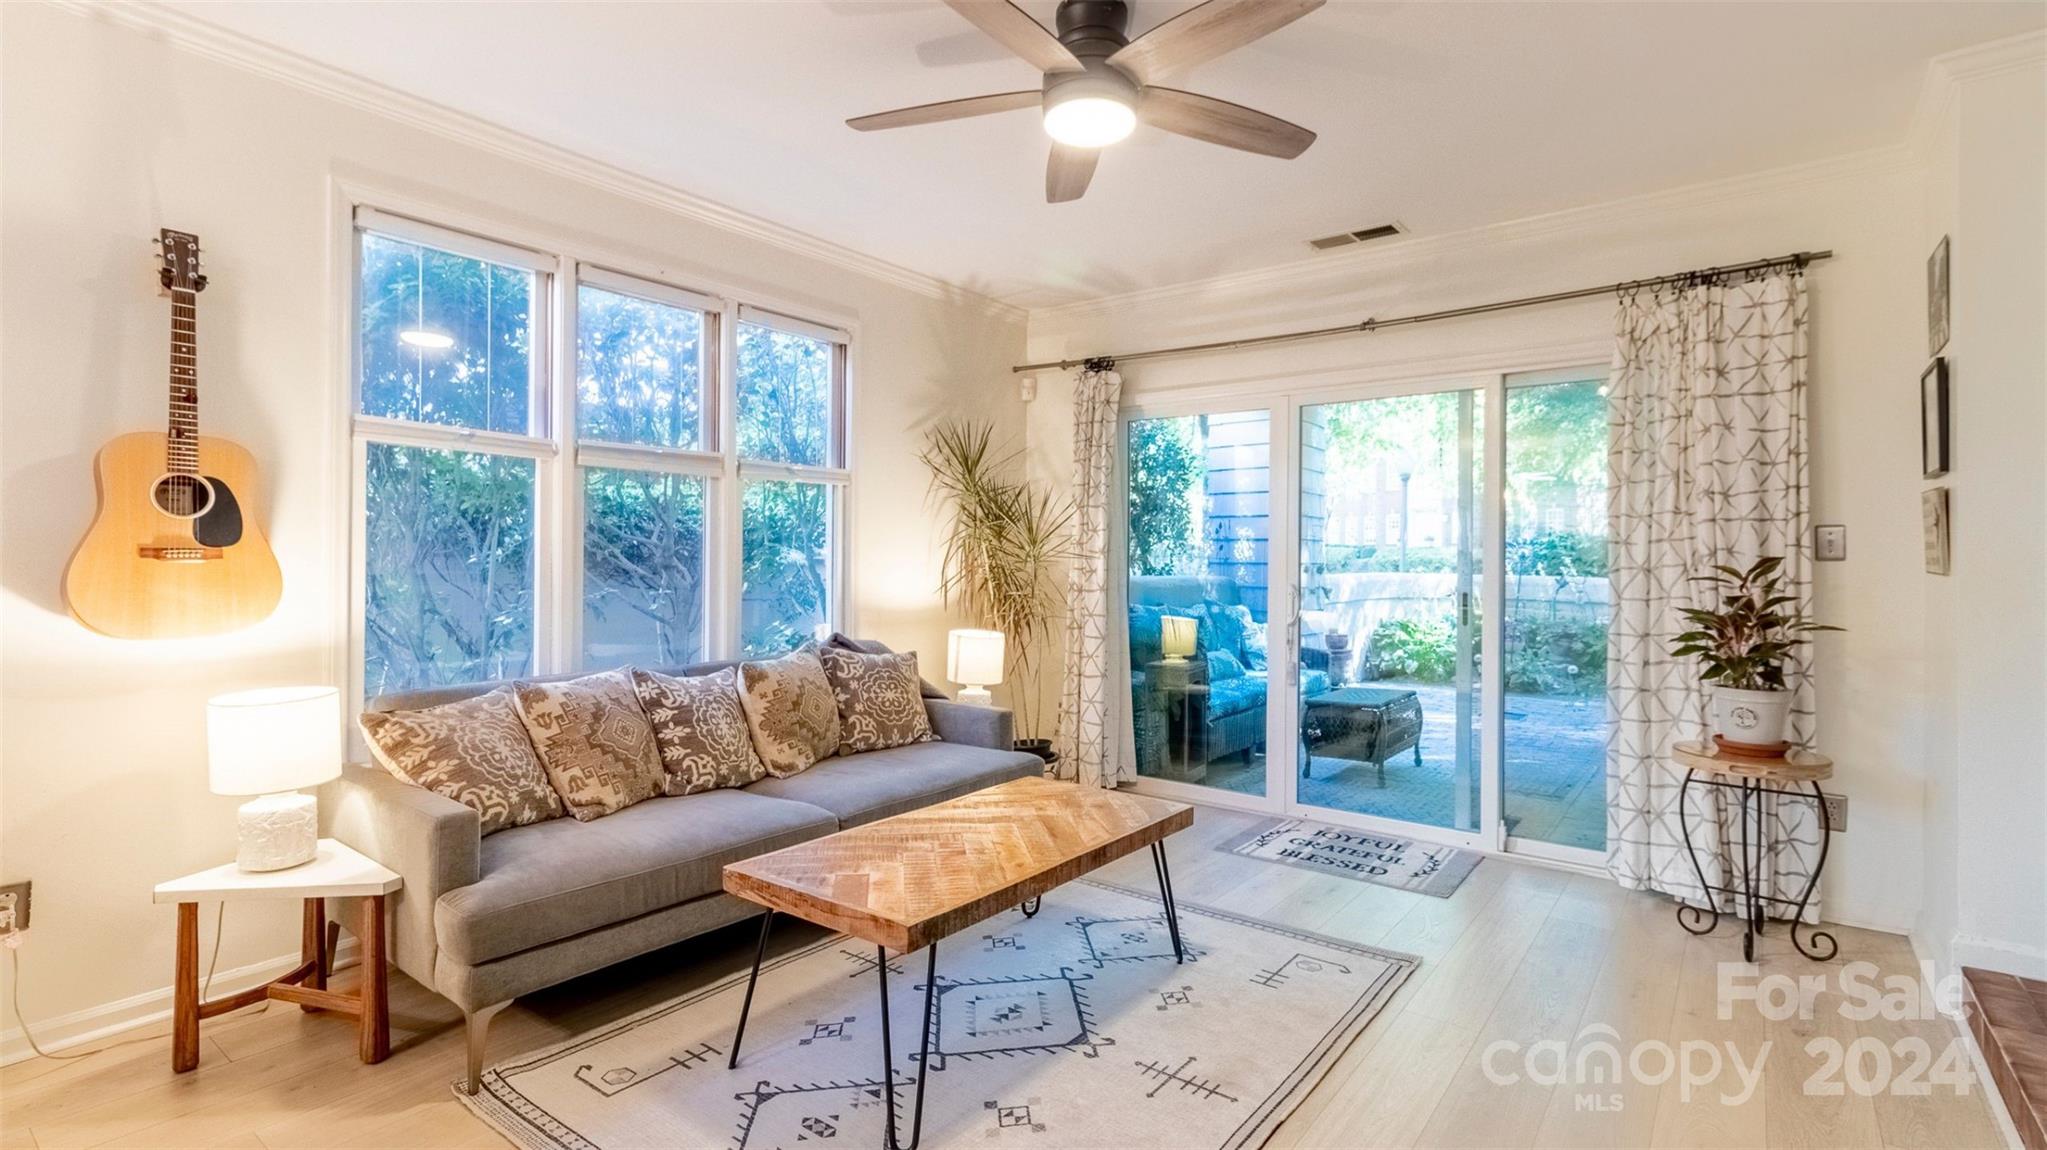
715,302,743,661
547,256,579,675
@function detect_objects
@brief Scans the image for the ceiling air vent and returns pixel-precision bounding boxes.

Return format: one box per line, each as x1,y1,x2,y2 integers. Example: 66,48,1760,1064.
1308,223,1405,251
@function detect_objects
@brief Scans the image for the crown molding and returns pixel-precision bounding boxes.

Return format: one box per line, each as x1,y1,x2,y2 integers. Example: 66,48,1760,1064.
1907,28,2047,161
46,0,1026,323
1030,143,1919,325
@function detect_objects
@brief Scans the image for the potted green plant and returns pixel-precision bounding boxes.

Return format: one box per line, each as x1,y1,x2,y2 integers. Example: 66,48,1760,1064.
1670,556,1840,752
922,421,1077,759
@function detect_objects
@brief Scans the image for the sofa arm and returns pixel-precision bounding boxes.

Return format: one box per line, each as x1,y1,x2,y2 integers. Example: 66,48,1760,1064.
321,763,481,994
926,700,1014,751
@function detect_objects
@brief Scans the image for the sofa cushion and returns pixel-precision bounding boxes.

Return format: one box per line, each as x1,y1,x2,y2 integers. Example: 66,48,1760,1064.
1202,597,1246,662
513,670,665,821
1225,603,1268,670
359,686,562,836
630,666,767,795
817,645,935,755
737,644,841,777
1206,674,1267,720
435,789,835,965
743,742,1042,828
825,633,948,700
1205,648,1247,682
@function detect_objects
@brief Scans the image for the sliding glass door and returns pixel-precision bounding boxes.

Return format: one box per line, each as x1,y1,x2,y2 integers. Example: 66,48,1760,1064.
1124,409,1275,797
1119,367,1609,865
1294,388,1483,836
1501,370,1611,852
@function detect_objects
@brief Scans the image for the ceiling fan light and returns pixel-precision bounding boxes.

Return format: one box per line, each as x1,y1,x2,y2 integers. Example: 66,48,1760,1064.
1045,96,1135,148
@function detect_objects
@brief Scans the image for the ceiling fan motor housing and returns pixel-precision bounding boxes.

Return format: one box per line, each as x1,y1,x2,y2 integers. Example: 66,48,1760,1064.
1043,0,1138,114
1054,0,1131,59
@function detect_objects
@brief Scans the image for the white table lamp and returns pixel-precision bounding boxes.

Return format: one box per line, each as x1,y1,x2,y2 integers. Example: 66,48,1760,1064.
208,686,342,872
947,629,1006,707
1160,615,1199,662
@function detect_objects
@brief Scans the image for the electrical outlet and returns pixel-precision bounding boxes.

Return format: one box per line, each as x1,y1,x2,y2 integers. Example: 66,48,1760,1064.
1819,793,1847,832
0,880,30,935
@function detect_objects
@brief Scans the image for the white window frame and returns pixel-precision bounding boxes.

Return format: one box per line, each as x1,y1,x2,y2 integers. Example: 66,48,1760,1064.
730,308,853,656
343,198,856,742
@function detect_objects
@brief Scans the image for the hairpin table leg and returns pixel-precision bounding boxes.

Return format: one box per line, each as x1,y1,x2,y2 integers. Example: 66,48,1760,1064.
877,941,938,1150
1151,841,1184,963
727,910,774,1069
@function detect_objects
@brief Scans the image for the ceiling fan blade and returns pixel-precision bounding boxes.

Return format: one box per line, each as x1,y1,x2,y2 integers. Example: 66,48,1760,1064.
1140,87,1315,159
1046,144,1098,203
847,90,1041,131
1108,0,1324,86
943,0,1084,73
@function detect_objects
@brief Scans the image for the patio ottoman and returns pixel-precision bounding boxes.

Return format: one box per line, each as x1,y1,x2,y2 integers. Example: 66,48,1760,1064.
1302,686,1425,784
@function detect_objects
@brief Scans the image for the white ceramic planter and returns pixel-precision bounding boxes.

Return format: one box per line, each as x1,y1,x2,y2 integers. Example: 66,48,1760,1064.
1711,686,1792,749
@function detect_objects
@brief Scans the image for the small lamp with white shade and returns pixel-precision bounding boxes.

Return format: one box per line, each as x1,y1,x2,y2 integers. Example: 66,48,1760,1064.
1160,615,1199,662
946,629,1005,707
208,686,342,872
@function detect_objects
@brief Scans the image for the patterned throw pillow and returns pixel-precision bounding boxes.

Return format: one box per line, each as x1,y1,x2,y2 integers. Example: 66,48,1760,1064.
816,646,936,755
1226,603,1269,670
512,670,665,821
629,667,767,795
359,687,562,836
736,645,842,778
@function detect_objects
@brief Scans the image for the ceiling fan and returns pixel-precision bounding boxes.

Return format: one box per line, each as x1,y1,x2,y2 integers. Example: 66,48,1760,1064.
848,0,1323,203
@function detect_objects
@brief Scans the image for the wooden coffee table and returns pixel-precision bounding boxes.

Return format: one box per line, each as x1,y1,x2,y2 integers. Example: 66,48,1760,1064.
722,775,1192,1150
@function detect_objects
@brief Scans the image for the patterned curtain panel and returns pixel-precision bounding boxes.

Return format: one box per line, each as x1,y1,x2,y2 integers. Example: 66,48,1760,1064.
1055,365,1130,789
1606,270,1822,921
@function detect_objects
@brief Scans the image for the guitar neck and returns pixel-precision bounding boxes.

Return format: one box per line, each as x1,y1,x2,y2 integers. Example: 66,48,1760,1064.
168,287,198,475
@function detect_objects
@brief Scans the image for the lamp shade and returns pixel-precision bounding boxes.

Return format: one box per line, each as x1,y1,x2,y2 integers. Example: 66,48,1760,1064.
1161,615,1199,660
946,629,1006,686
207,686,342,796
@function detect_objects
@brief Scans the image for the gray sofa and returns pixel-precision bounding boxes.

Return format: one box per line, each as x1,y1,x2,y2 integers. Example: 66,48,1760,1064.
321,658,1042,1093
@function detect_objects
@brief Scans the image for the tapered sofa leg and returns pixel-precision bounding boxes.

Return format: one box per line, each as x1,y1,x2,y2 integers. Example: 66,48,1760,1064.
463,1001,512,1095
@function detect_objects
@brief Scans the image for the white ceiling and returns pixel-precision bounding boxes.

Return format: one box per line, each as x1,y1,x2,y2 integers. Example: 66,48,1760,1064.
165,1,2044,308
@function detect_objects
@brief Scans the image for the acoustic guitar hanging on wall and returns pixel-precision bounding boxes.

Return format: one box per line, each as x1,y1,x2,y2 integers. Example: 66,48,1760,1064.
64,229,282,639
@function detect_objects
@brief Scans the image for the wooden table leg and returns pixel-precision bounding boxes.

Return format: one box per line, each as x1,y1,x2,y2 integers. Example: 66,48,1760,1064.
173,902,200,1072
358,895,389,1064
301,897,326,1012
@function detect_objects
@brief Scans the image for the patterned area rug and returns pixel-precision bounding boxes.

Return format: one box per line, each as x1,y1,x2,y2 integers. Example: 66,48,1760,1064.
459,880,1417,1150
1218,818,1482,898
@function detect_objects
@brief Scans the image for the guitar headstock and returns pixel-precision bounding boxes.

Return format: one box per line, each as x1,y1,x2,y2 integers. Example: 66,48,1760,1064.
154,228,208,294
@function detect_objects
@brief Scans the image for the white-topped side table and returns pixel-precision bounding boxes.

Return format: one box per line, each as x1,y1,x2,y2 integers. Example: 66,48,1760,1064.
153,838,400,1072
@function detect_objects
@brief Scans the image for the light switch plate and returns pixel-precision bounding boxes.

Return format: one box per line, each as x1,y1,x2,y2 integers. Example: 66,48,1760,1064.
1815,524,1847,561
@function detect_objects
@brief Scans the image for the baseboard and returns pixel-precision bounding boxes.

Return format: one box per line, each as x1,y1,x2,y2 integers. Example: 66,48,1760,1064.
1909,931,2028,1150
1952,934,2047,981
0,937,362,1067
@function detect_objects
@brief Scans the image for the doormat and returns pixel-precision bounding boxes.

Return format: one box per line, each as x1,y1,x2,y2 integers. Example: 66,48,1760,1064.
1217,819,1481,898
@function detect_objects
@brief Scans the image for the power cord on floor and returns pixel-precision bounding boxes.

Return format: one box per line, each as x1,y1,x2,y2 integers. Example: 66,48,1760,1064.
6,902,263,1062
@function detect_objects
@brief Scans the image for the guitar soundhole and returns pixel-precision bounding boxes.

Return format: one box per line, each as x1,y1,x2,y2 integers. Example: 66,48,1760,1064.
151,474,215,520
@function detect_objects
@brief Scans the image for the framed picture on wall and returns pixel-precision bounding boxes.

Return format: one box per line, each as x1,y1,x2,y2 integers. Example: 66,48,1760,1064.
1922,357,1950,478
1923,487,1951,576
1928,235,1951,355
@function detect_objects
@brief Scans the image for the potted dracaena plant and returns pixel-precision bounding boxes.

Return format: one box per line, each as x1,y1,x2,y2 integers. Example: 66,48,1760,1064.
921,421,1078,762
1670,556,1841,753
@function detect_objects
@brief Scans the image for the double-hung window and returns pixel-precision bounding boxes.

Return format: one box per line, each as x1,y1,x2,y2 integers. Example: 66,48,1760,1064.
734,307,849,656
349,207,850,707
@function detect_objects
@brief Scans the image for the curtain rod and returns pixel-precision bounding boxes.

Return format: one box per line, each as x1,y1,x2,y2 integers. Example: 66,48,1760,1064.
1011,249,1834,374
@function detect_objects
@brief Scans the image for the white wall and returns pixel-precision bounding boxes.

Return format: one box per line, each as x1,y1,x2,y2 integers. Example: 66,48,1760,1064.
0,4,1027,1052
1915,47,2047,982
1027,145,1944,934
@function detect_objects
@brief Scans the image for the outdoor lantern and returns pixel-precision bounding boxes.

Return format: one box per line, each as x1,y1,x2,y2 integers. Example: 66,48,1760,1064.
1160,615,1199,662
947,629,1006,706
